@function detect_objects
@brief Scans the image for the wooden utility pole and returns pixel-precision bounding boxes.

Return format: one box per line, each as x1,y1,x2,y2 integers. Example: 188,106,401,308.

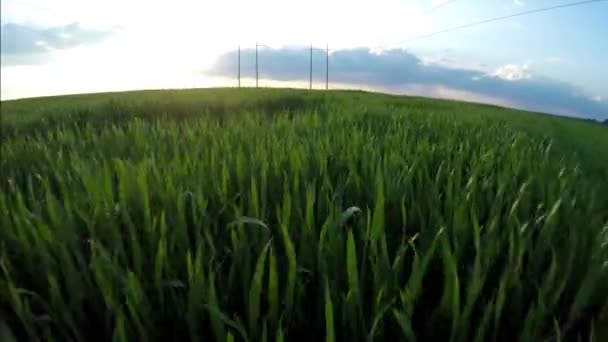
238,45,241,88
309,43,313,90
255,42,259,88
325,43,329,90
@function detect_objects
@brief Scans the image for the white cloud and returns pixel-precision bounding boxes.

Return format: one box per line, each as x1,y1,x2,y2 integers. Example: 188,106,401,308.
369,46,385,55
492,64,531,81
514,0,524,6
420,55,488,72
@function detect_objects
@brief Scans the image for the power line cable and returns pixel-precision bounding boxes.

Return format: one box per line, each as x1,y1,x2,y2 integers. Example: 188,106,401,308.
398,0,606,44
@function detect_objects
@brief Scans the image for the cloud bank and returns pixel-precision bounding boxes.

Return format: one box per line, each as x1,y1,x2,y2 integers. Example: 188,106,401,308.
0,22,116,65
209,47,607,120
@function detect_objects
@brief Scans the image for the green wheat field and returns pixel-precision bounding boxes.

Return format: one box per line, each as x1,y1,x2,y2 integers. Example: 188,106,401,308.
1,88,607,341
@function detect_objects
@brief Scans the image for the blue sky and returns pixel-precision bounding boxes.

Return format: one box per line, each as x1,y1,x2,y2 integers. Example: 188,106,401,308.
1,0,607,119
407,0,608,97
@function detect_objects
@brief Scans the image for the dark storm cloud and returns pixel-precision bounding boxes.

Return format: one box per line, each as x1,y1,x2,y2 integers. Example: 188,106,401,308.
1,22,115,65
209,47,608,120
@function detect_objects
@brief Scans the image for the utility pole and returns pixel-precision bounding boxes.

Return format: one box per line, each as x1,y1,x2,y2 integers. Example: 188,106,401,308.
255,42,259,88
238,45,241,88
309,43,313,90
325,43,329,90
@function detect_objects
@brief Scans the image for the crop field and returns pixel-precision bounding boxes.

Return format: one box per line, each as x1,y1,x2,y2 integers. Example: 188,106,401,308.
1,88,607,341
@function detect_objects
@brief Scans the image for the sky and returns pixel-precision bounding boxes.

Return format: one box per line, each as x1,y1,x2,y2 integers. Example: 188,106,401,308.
1,0,607,119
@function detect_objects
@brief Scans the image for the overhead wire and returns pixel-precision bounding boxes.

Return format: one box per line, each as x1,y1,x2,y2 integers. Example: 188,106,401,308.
397,0,607,45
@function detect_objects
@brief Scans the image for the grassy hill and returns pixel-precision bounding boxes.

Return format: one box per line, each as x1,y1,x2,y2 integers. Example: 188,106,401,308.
1,88,607,341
